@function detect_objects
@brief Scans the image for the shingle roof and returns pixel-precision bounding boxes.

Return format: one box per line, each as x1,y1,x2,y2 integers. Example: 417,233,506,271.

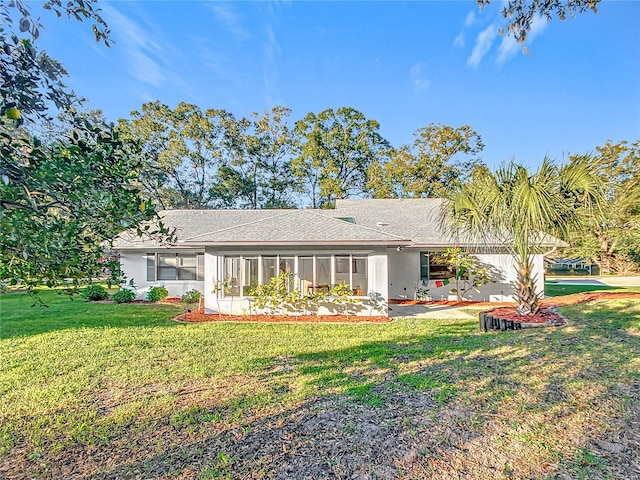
113,208,408,248
333,198,456,245
334,198,565,247
113,198,566,248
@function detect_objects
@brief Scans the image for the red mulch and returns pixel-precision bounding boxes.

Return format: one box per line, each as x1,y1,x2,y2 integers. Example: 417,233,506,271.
490,291,640,325
176,292,639,325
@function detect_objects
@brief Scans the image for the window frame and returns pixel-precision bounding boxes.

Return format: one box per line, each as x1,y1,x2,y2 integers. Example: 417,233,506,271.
146,252,204,282
219,253,369,298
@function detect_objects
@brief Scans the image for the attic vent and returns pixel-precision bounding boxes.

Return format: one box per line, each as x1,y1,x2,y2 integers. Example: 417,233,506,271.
376,222,389,227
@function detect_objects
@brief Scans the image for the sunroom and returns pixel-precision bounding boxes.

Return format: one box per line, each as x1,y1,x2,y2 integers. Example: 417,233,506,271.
203,247,391,316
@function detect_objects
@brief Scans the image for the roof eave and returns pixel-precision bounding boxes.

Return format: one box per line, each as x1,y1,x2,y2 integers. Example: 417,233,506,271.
178,239,410,247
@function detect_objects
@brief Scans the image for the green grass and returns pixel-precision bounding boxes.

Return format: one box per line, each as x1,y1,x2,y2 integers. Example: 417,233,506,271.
544,282,640,297
1,289,639,478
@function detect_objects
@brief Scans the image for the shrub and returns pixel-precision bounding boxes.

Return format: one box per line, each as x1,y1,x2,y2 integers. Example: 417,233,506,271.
0,281,8,294
82,284,110,301
182,289,201,304
112,288,136,304
146,285,169,302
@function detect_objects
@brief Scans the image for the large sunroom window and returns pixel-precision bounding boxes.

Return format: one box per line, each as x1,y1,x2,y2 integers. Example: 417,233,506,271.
220,254,368,297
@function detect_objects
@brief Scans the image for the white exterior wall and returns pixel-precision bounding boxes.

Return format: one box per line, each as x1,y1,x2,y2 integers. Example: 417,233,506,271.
203,247,390,316
389,249,545,302
119,249,204,299
388,248,421,300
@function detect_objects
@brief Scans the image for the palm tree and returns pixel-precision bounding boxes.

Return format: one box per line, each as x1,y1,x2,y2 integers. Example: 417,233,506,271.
444,157,604,315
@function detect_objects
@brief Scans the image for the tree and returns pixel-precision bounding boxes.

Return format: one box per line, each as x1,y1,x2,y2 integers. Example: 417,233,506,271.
117,102,226,209
368,124,484,199
565,140,640,274
292,107,391,208
445,158,604,315
0,121,166,294
440,247,494,302
0,0,170,296
211,106,298,209
477,0,600,43
1,0,110,123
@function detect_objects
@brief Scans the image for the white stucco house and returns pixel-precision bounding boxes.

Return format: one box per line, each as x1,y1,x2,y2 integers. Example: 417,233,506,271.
114,198,558,316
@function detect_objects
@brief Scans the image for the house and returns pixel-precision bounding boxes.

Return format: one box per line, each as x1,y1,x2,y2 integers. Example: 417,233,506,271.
544,257,598,275
114,198,559,316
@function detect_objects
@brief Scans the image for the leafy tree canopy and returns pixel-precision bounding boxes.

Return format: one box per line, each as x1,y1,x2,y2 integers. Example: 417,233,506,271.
0,0,168,296
564,140,640,274
0,121,165,294
292,107,392,208
0,0,110,123
477,0,600,43
368,124,484,199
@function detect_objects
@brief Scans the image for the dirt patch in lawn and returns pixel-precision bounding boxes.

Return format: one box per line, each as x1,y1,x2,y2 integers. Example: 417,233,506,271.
8,380,639,480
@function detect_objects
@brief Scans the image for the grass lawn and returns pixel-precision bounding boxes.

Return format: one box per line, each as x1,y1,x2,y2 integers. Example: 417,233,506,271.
1,290,639,479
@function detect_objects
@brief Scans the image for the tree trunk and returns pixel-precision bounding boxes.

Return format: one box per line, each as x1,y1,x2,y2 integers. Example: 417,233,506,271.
514,254,541,315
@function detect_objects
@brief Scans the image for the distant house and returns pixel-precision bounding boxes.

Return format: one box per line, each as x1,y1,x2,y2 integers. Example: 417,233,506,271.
114,198,562,316
545,257,597,275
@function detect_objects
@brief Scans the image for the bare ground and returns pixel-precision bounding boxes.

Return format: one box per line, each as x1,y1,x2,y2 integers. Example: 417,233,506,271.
5,376,639,479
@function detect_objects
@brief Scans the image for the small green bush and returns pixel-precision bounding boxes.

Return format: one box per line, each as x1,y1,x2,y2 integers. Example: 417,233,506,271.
182,289,201,303
112,288,136,304
82,284,110,301
146,286,169,302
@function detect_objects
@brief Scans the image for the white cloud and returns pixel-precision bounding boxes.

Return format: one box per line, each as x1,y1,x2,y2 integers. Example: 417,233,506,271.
496,34,519,66
453,32,465,48
101,4,166,87
496,15,548,66
209,4,250,39
464,11,476,27
467,24,498,68
453,10,478,48
410,63,430,91
262,17,284,106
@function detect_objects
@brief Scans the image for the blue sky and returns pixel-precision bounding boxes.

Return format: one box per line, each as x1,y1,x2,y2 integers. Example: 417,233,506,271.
37,0,639,168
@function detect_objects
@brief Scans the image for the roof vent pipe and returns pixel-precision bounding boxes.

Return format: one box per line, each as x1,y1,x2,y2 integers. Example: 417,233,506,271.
376,222,389,227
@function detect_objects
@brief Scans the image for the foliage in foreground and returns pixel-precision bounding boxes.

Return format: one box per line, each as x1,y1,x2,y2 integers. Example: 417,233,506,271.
0,290,637,479
1,123,166,291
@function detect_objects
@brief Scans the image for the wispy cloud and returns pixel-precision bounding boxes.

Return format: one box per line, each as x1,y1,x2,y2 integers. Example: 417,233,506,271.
453,10,478,48
464,10,477,27
101,4,166,87
410,63,430,91
262,24,282,104
467,24,498,68
496,15,548,66
209,3,250,40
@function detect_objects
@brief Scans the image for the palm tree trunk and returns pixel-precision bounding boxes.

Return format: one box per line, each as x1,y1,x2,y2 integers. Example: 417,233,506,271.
514,251,541,315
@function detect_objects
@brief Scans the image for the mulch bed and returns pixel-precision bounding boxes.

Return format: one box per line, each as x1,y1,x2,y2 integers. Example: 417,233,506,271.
489,291,640,325
176,292,639,325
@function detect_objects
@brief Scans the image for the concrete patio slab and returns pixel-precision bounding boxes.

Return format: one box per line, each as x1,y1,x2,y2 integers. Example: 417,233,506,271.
389,304,475,319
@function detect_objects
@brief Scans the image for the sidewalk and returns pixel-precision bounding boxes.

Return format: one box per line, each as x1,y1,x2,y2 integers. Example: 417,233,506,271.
388,303,475,319
548,275,640,287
